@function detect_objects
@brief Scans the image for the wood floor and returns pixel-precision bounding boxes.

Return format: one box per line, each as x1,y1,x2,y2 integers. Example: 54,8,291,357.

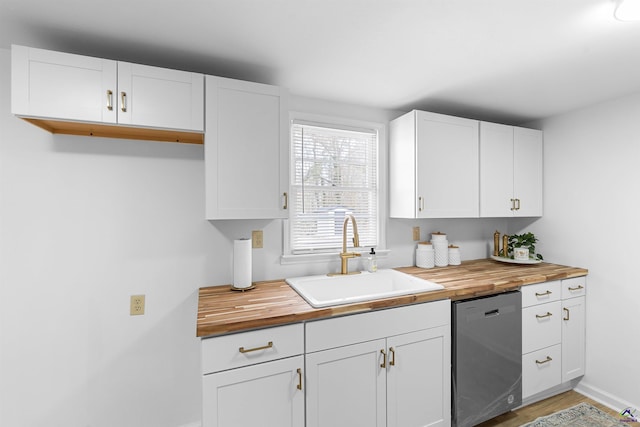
478,390,619,427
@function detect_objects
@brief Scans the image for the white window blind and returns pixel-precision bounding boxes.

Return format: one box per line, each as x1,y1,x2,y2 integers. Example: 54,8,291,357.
290,120,378,254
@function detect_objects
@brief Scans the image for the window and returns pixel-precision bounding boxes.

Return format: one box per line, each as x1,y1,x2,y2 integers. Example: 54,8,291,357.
287,115,381,255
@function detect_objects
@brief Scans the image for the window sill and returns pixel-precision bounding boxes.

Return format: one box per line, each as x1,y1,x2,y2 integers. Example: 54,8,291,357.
280,249,390,265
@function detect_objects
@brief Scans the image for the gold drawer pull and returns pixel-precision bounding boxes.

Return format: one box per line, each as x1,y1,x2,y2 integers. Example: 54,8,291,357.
568,285,584,291
536,356,553,365
536,312,553,319
563,307,570,321
535,290,552,297
389,347,396,366
296,368,302,390
239,341,273,353
380,349,387,368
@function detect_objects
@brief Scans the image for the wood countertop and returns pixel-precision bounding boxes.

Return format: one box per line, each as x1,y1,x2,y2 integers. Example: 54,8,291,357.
197,258,588,338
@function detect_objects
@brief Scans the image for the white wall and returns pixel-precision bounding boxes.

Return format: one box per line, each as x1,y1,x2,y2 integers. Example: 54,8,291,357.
0,46,507,427
518,92,640,411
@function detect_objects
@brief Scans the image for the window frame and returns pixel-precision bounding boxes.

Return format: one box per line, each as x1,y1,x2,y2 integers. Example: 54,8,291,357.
282,112,387,264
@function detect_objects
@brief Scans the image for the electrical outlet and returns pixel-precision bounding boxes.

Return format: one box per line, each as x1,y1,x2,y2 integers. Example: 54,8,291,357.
252,230,263,248
412,226,421,241
130,295,145,316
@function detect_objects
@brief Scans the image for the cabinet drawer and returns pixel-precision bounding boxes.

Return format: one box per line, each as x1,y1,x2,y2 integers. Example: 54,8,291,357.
202,323,303,374
522,301,561,353
562,276,587,299
522,344,561,399
521,281,561,307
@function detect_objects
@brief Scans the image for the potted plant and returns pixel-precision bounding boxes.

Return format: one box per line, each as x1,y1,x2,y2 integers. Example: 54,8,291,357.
502,232,544,260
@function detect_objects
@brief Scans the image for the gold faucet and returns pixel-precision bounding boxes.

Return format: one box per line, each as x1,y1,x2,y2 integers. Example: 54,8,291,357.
330,214,361,275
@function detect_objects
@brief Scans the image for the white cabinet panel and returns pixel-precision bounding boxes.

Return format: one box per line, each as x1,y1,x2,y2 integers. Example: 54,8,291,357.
390,110,479,218
522,301,562,354
12,45,117,123
117,62,203,131
513,127,543,216
522,344,561,399
203,355,304,427
202,323,303,374
306,339,387,427
205,75,288,219
387,327,450,427
480,122,543,217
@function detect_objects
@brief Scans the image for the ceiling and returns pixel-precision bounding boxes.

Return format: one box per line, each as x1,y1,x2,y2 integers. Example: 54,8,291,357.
2,0,640,124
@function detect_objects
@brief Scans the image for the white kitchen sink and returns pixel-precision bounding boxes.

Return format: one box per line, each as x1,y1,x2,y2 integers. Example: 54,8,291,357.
285,269,444,308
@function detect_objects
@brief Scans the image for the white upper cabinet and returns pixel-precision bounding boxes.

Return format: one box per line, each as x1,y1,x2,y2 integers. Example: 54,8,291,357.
12,45,118,123
116,61,203,131
480,122,543,217
390,110,479,218
205,76,289,220
11,45,204,141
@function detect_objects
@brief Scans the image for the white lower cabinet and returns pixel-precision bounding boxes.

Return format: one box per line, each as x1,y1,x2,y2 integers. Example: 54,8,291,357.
201,324,304,427
561,277,587,382
305,300,451,427
521,277,587,400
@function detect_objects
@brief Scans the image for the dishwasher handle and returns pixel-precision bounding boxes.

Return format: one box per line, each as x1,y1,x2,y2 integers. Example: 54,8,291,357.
484,309,500,317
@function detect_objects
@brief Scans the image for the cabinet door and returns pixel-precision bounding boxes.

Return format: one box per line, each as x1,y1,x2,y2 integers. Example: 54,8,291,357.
416,111,479,218
12,45,117,123
117,62,203,131
202,355,304,427
480,122,514,217
562,296,586,382
306,339,386,427
387,327,451,427
205,76,288,219
513,127,543,217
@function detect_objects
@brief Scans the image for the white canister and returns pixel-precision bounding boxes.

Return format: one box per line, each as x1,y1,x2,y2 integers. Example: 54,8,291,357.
433,239,449,267
514,247,529,261
448,245,461,265
416,242,435,268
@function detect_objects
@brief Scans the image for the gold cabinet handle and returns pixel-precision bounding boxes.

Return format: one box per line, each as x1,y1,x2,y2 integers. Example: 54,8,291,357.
389,347,396,366
418,197,424,212
380,349,387,368
283,192,288,210
535,356,553,365
106,90,113,111
296,368,302,390
239,341,273,353
120,91,127,112
516,198,521,210
563,307,570,321
535,290,552,297
536,312,553,319
568,285,584,291
510,198,516,211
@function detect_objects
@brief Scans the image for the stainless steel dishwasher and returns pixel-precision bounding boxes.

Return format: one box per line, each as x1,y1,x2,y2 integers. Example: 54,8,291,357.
452,291,522,427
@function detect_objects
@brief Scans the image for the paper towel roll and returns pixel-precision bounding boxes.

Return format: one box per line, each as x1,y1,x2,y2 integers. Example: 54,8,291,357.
233,238,252,289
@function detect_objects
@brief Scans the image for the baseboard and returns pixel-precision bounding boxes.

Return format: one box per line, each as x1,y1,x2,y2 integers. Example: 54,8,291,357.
575,381,639,413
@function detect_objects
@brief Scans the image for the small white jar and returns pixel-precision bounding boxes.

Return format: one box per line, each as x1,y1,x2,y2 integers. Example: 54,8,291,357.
416,242,435,268
448,245,461,265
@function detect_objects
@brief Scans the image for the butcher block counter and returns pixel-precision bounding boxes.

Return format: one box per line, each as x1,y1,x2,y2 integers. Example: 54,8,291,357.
197,258,587,337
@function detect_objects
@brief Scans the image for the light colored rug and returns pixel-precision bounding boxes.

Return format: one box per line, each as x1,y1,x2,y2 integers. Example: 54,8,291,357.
521,402,630,426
